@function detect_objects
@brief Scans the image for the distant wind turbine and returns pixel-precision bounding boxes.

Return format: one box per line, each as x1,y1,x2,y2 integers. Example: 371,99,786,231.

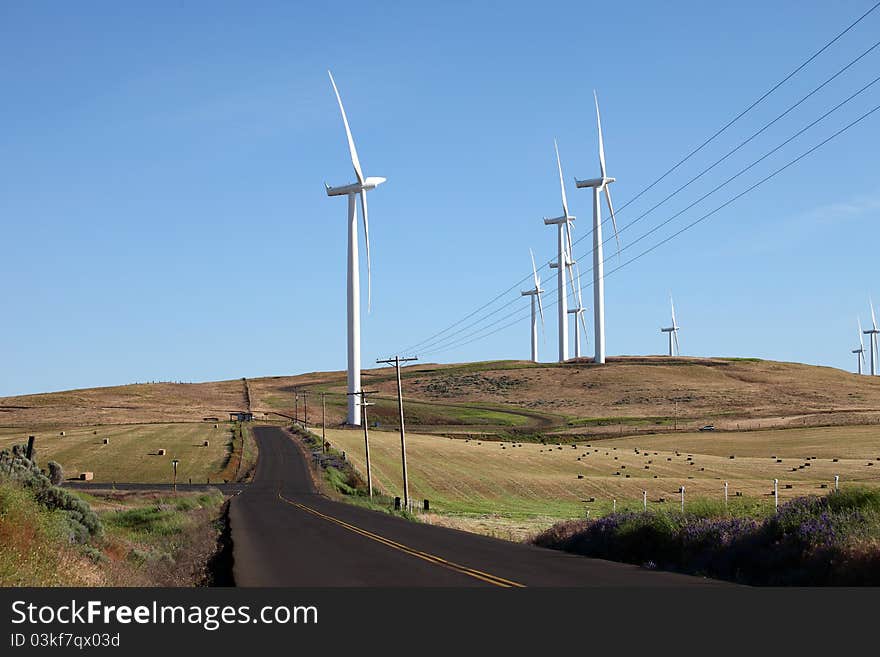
324,71,386,426
544,140,575,363
660,296,681,357
520,249,545,363
864,299,880,376
575,91,621,365
853,316,867,375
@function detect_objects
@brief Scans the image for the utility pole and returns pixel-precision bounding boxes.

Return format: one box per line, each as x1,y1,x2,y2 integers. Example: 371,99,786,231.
347,390,378,498
294,388,299,425
321,392,326,452
303,391,309,427
377,355,418,510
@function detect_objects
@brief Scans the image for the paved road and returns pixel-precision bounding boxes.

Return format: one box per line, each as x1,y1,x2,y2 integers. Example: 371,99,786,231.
229,426,724,587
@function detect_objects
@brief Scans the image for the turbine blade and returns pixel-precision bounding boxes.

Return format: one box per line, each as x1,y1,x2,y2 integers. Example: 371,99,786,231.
529,248,540,291
328,71,364,185
872,297,878,331
604,184,621,256
554,139,569,218
359,189,371,312
594,90,606,179
859,316,865,349
536,289,545,333
574,260,585,309
565,220,574,265
673,330,681,357
579,308,589,345
566,259,578,300
670,296,677,328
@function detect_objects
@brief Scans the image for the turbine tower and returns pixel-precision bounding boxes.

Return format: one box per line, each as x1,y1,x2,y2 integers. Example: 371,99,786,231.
520,249,545,363
660,296,681,357
864,299,880,376
853,316,867,375
575,91,621,365
324,71,386,426
544,140,575,363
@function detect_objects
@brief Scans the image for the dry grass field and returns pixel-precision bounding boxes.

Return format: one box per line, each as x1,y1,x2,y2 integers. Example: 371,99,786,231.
250,358,880,437
5,358,880,437
0,380,248,429
322,424,880,536
0,423,246,483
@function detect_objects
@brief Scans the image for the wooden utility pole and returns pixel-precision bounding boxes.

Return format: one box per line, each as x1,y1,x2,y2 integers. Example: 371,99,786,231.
321,392,326,452
347,389,378,498
294,388,299,425
377,355,418,510
303,391,309,427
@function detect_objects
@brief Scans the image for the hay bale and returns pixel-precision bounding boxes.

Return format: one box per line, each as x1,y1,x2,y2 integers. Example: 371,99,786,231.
79,472,93,481
157,449,166,456
102,438,110,444
203,440,210,447
60,431,66,437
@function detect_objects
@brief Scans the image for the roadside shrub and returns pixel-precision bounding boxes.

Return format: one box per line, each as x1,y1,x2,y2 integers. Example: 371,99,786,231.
47,461,63,486
0,447,101,542
532,489,880,585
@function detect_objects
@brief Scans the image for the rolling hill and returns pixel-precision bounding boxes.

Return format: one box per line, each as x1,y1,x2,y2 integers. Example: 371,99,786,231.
3,357,880,438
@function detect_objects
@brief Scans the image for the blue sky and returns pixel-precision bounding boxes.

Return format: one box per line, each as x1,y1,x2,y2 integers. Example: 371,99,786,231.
2,1,879,396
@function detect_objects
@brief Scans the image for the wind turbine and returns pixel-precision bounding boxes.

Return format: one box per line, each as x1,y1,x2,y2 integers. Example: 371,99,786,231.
853,316,867,375
575,91,621,365
520,249,545,363
544,140,575,363
324,71,386,426
864,299,880,376
660,296,681,357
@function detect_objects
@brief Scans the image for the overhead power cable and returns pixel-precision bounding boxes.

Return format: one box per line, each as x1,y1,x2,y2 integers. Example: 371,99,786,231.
398,2,880,355
418,100,880,358
410,74,880,355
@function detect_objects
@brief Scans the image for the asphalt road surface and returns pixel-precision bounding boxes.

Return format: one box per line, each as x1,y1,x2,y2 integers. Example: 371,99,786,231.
229,426,724,587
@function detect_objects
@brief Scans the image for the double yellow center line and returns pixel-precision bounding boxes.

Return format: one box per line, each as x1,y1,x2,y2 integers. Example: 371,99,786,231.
277,492,525,588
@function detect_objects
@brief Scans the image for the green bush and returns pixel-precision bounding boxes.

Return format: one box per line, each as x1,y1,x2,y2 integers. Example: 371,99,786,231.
533,489,880,585
0,446,101,543
47,461,63,486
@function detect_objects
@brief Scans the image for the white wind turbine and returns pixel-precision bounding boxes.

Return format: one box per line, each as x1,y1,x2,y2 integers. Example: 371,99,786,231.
864,299,880,376
324,71,386,426
575,91,621,365
660,296,681,357
853,316,867,375
520,249,545,363
544,140,575,363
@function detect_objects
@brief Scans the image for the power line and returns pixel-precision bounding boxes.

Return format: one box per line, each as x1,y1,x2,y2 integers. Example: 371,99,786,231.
398,3,880,355
409,74,880,356
419,101,880,358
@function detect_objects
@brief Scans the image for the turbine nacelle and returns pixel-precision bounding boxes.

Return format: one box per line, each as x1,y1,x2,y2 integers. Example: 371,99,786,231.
575,176,615,189
325,176,387,197
543,214,575,226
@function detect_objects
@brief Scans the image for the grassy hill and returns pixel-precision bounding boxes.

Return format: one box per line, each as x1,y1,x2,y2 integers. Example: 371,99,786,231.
4,357,880,438
252,357,880,437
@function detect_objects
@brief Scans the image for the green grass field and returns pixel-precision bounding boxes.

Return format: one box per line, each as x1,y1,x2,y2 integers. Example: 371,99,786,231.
0,423,240,483
322,425,880,530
